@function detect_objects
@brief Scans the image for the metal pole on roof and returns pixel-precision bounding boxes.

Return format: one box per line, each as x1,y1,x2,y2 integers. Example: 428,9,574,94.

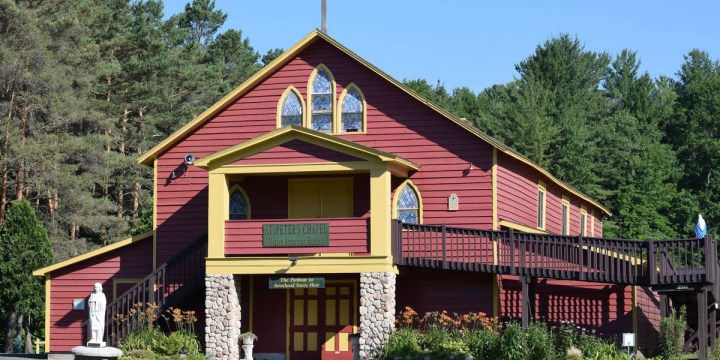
321,0,327,33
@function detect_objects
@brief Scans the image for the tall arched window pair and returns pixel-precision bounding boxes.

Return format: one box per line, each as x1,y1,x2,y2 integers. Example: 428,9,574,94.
278,65,366,133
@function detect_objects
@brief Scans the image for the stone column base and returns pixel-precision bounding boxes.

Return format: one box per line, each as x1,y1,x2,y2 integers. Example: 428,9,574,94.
359,272,396,359
205,274,241,359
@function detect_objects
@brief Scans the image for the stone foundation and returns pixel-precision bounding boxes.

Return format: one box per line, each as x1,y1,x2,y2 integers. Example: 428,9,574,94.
205,274,241,359
359,272,396,359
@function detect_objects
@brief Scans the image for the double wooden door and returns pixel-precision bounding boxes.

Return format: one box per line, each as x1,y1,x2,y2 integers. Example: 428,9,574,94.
288,281,356,360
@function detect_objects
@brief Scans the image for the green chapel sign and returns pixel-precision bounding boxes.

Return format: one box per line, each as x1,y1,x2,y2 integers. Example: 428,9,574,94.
269,277,326,289
262,223,330,247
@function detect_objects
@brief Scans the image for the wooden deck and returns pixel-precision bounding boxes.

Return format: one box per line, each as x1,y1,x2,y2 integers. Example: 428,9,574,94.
391,221,720,359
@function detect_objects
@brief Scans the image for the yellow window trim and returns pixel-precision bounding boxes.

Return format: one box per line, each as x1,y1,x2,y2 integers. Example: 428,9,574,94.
229,184,252,220
562,196,570,236
580,205,588,237
44,275,50,352
537,180,547,230
112,278,142,300
393,179,423,224
336,83,367,134
277,86,306,129
499,219,549,234
591,210,596,237
307,64,336,132
135,30,610,218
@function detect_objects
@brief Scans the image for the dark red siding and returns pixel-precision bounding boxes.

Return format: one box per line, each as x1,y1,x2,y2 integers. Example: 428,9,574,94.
155,39,493,264
497,153,604,235
499,276,634,340
225,218,369,255
636,287,661,353
49,238,152,352
396,268,494,316
231,139,363,165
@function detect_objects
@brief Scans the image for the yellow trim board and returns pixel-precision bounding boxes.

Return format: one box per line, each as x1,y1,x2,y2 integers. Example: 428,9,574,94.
492,148,498,230
44,274,50,352
33,231,153,276
136,30,609,216
206,255,396,275
194,125,419,172
498,220,549,234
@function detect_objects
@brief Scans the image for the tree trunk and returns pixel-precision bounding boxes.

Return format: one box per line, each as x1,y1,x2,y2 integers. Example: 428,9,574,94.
117,188,124,218
71,222,76,240
4,311,17,352
23,316,30,354
15,107,28,201
132,182,140,218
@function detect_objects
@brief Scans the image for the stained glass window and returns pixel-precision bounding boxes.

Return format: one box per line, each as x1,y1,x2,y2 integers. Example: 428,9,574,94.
229,188,249,220
397,183,420,224
280,90,303,127
341,87,364,132
310,68,333,132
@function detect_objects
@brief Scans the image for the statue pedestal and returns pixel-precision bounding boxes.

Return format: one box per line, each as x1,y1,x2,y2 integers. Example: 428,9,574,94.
71,345,123,360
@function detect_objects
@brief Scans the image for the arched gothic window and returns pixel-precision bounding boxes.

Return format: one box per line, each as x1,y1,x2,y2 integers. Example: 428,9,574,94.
340,85,365,133
309,66,334,132
279,88,303,127
395,182,421,224
229,186,250,220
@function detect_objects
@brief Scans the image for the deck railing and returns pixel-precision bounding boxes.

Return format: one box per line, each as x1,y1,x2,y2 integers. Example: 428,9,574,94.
105,235,207,346
392,221,717,287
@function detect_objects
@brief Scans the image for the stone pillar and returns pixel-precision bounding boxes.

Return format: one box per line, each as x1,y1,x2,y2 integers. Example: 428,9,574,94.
205,274,241,360
359,272,396,359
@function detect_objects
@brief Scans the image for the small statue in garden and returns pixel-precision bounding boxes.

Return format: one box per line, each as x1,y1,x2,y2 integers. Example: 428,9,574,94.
88,282,107,345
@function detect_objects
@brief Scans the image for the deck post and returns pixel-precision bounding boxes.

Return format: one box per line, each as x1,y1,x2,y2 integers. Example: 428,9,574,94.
710,300,717,351
441,223,447,269
698,290,709,360
578,235,585,281
647,238,655,286
520,274,535,328
509,228,516,275
659,294,669,319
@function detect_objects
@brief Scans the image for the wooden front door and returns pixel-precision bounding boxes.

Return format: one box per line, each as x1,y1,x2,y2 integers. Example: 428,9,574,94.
288,178,353,219
288,281,356,360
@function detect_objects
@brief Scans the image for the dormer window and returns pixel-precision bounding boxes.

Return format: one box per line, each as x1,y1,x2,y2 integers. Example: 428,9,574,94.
278,87,304,127
308,65,335,132
339,85,365,133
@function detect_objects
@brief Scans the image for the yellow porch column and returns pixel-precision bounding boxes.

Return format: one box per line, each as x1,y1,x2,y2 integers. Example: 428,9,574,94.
370,164,392,257
208,173,229,258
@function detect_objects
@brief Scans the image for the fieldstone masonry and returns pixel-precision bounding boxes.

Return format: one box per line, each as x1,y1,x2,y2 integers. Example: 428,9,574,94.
359,272,396,359
205,274,242,359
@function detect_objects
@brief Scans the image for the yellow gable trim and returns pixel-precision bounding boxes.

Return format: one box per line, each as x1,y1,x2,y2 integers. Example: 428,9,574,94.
194,125,419,172
137,30,610,216
33,231,153,276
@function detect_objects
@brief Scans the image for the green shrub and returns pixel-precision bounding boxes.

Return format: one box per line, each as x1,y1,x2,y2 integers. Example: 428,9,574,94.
660,306,687,360
577,333,624,360
156,331,201,356
526,322,555,360
465,329,500,360
554,322,578,356
382,328,422,358
500,322,527,360
434,337,470,359
119,328,164,352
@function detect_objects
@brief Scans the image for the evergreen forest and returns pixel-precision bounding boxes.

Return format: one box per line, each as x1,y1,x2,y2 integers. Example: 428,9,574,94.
2,0,720,263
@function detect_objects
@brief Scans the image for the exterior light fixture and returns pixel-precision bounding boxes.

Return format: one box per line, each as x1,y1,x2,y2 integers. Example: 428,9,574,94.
289,255,298,266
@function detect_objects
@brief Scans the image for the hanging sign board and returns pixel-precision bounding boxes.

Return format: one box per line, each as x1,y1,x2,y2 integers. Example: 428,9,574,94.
263,223,330,247
269,277,326,289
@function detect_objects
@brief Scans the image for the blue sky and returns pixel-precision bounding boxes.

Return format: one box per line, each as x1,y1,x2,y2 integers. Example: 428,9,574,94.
164,1,720,93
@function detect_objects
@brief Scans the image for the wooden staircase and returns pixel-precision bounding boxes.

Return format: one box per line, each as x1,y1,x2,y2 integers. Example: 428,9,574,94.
104,234,207,347
391,221,720,359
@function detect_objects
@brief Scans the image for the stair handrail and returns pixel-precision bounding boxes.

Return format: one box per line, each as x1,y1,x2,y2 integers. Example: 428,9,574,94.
104,234,207,346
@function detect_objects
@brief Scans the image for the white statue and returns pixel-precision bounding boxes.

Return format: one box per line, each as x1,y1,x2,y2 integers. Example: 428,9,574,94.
88,282,107,346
